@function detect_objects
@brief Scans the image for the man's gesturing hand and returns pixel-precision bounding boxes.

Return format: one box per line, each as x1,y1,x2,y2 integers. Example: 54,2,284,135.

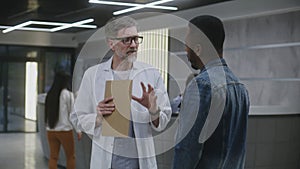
132,82,158,114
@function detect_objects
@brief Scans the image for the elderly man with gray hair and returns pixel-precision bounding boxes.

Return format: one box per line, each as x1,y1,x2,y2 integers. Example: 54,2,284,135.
72,16,171,169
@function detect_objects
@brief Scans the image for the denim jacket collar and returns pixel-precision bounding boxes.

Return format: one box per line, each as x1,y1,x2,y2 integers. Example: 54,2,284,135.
201,58,227,73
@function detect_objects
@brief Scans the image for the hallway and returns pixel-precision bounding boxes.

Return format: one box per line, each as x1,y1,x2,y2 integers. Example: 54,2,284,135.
0,133,64,169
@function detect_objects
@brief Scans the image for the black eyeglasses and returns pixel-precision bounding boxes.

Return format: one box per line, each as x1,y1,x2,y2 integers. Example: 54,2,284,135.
111,36,143,45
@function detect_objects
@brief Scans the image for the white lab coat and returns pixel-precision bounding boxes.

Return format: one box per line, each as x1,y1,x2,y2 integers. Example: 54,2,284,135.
72,57,171,169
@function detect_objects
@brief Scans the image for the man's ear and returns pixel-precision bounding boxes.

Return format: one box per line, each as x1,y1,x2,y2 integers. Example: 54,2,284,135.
194,44,202,57
107,39,115,50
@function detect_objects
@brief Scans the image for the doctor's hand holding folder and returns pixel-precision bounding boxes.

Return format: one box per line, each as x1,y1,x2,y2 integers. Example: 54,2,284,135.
96,80,159,137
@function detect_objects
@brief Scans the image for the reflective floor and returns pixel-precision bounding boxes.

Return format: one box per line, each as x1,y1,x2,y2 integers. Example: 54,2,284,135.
0,113,37,132
0,133,65,169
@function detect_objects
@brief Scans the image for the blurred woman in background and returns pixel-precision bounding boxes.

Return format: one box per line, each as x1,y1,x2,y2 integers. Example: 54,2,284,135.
45,71,80,169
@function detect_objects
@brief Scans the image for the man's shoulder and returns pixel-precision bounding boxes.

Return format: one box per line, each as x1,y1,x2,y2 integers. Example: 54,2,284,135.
85,61,109,73
84,64,99,74
134,61,160,73
82,63,107,79
195,72,210,83
134,61,153,68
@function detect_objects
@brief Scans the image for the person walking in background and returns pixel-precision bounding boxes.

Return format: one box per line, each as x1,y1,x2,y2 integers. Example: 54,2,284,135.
173,15,250,169
45,71,81,169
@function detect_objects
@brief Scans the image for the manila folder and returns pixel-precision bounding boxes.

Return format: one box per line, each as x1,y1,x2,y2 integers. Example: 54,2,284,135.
102,80,132,137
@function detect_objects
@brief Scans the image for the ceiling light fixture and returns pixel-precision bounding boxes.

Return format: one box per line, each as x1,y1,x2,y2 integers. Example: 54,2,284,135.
0,26,51,32
2,21,33,33
89,0,177,15
1,18,97,33
113,0,177,15
50,18,95,32
30,21,97,28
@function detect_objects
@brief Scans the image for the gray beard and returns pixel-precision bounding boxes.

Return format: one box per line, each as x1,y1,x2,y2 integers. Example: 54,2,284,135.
121,52,137,63
126,55,137,62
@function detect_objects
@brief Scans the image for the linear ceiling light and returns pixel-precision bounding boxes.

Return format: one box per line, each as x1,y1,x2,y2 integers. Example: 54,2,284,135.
2,21,33,33
1,18,97,33
50,18,95,32
30,21,97,28
89,0,177,15
113,0,177,15
0,26,51,32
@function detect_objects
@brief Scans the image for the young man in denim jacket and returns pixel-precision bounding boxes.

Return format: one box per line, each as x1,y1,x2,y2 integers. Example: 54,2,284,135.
173,15,250,169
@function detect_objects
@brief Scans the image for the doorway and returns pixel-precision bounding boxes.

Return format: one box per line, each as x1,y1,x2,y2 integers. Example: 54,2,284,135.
0,61,38,132
0,45,75,133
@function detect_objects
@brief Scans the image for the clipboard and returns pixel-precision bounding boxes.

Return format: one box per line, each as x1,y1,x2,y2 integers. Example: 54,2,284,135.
102,80,132,137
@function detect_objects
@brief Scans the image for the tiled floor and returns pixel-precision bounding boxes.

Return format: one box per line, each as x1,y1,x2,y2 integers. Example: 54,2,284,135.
0,110,37,132
0,133,65,169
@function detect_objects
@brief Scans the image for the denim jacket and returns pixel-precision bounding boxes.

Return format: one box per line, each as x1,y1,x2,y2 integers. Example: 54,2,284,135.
173,58,250,169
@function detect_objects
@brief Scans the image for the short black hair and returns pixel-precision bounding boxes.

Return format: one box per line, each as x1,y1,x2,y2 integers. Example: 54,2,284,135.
189,15,225,54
